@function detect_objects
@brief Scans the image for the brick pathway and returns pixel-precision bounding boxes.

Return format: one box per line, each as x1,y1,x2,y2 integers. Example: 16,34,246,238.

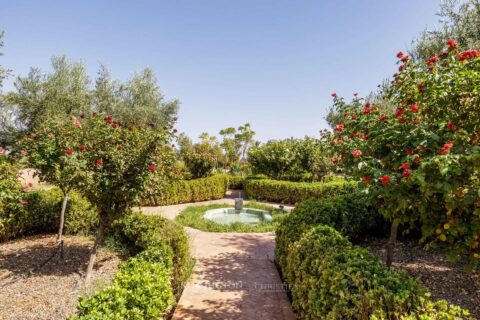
140,199,295,320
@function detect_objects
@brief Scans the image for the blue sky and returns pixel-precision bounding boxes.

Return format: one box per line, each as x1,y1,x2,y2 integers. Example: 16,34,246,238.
1,1,441,141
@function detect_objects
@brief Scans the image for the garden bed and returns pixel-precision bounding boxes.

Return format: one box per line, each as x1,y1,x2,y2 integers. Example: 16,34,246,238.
361,237,480,318
0,234,122,320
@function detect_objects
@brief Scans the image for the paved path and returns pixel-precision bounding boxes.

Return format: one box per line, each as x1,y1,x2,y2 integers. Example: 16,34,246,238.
140,198,296,320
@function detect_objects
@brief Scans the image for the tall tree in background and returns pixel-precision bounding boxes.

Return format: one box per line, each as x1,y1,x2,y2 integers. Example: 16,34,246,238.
411,0,480,60
236,123,255,161
3,56,91,145
93,67,179,128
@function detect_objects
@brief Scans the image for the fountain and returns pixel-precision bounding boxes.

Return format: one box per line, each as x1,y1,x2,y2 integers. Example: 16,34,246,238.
203,193,273,225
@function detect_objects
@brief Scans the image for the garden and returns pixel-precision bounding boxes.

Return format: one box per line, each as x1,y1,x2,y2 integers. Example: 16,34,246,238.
1,1,480,319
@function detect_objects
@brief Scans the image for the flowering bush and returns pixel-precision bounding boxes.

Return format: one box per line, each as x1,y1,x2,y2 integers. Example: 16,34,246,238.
327,41,480,264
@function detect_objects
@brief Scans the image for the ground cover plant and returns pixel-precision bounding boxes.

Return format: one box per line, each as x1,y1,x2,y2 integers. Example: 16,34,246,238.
176,202,288,232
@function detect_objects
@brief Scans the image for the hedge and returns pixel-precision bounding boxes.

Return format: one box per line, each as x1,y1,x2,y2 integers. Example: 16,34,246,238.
275,192,386,274
244,178,357,204
0,188,97,242
72,211,193,319
141,174,236,206
284,225,470,319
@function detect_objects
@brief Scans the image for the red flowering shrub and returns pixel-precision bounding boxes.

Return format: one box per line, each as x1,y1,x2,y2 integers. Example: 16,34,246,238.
327,40,480,264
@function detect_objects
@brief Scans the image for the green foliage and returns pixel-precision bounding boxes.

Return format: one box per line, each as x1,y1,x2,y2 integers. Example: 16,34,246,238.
281,225,471,319
4,56,91,145
244,178,357,204
327,42,480,263
411,0,480,61
248,137,332,181
0,188,96,242
93,66,179,129
0,150,23,216
182,133,222,179
72,211,192,319
73,245,174,320
112,211,192,294
141,174,231,206
275,193,385,274
175,202,288,233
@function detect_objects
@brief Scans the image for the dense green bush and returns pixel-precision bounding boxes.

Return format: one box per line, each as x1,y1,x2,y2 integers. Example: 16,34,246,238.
111,211,192,295
73,211,192,319
142,174,232,206
73,243,175,320
0,188,97,242
283,225,470,319
244,178,356,204
275,193,385,274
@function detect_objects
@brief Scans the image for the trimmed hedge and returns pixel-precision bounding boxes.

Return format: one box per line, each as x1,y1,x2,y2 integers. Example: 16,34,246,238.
244,178,357,204
73,211,192,319
284,225,470,319
275,193,385,274
0,188,97,242
141,174,232,206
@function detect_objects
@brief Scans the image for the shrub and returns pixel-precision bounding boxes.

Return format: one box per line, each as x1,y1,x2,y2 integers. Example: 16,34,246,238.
283,225,471,319
72,211,192,319
275,193,385,274
0,188,96,242
244,178,357,204
111,211,192,295
142,174,231,206
73,244,174,320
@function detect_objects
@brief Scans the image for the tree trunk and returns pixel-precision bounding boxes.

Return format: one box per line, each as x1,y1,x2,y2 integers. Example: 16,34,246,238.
85,216,106,286
386,219,400,267
56,191,68,243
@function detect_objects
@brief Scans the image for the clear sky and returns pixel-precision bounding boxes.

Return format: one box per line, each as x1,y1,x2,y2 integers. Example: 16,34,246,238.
1,0,441,141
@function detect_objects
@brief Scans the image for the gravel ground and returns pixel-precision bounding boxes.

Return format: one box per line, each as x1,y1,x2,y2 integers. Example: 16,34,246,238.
0,234,122,320
361,237,480,318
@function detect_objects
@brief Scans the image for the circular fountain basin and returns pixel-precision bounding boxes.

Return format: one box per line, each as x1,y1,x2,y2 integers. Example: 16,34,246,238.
203,208,273,225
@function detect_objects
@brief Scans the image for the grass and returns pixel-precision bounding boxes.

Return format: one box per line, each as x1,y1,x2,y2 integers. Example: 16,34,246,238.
175,202,288,232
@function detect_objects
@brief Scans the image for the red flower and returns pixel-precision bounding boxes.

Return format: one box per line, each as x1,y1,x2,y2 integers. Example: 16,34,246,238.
401,55,409,62
398,117,409,123
361,177,371,183
427,56,440,64
378,115,388,121
80,145,86,152
447,121,459,131
439,50,449,57
351,149,362,157
19,199,28,206
405,148,415,155
66,149,73,155
331,92,337,97
395,108,404,117
396,51,404,59
412,119,420,125
413,156,421,164
104,115,113,123
96,159,103,166
149,164,156,172
458,50,480,61
335,124,345,132
401,162,411,169
362,105,371,114
438,142,454,155
0,146,4,154
446,39,458,49
410,105,419,112
28,182,33,187
380,175,390,184
402,169,411,178
351,114,358,120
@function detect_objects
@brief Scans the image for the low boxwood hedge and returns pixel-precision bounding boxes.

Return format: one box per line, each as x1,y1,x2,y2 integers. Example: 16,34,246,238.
275,192,386,274
0,188,97,242
141,174,238,206
244,178,357,204
72,211,193,319
284,225,470,319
